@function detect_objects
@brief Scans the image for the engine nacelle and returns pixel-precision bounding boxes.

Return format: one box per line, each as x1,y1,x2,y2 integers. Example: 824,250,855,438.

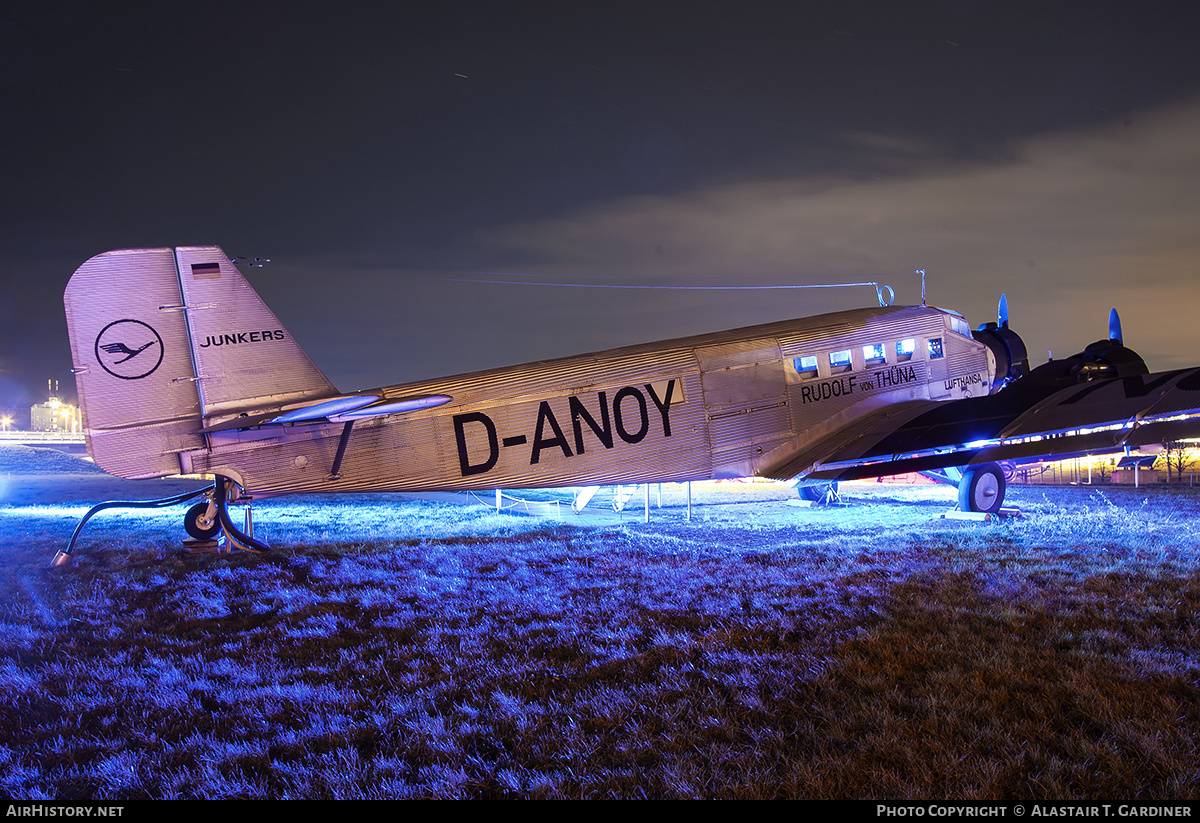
1009,337,1149,394
1062,338,1149,381
973,322,1029,393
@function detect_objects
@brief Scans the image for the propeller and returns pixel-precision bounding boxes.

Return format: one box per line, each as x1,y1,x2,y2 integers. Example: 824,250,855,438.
1109,308,1123,345
972,292,1028,390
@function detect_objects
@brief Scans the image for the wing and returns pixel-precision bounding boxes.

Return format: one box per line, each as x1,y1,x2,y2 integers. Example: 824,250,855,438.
787,358,1200,483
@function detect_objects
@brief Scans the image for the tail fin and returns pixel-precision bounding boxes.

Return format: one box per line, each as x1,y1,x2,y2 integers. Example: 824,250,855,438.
64,246,337,478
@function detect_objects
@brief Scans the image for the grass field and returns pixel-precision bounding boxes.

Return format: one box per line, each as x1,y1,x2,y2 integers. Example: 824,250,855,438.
1,446,1198,799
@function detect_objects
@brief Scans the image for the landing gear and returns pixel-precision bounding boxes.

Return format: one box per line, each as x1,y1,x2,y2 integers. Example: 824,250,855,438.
957,462,1006,514
184,500,220,541
203,476,271,553
798,481,839,505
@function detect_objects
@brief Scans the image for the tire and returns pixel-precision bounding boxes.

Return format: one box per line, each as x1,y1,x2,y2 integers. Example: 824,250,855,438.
957,463,1006,514
184,501,220,541
798,482,838,505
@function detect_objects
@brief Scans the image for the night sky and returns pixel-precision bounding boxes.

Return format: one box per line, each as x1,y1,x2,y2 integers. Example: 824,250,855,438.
4,1,1200,424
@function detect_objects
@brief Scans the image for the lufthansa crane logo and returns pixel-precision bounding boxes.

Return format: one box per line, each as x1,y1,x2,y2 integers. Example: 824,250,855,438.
95,319,164,380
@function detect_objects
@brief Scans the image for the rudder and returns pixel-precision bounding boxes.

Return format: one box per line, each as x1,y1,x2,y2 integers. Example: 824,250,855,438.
64,246,337,479
172,246,335,417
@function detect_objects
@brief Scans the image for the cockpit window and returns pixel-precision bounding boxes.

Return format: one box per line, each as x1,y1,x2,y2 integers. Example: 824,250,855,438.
948,315,972,337
928,337,944,360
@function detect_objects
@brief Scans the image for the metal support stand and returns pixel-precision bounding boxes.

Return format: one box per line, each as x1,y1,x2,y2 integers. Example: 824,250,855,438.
941,507,1021,522
213,476,272,553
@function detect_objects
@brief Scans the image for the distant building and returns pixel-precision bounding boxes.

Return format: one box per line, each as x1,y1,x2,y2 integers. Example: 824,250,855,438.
30,381,80,433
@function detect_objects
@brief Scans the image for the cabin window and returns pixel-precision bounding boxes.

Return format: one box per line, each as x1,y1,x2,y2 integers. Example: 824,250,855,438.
896,338,915,362
928,337,944,360
793,355,819,380
829,349,853,373
863,343,886,366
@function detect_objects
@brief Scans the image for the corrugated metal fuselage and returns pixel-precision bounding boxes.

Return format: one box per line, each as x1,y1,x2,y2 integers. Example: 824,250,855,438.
180,304,995,498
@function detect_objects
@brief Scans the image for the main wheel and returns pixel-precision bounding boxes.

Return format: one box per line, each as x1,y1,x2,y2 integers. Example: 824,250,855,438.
184,501,221,541
957,463,1006,514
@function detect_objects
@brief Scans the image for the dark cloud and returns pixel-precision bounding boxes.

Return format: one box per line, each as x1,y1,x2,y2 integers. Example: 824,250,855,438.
473,99,1200,372
3,2,1200,404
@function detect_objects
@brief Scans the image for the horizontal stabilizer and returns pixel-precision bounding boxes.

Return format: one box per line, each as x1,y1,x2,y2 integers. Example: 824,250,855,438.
273,394,382,423
198,393,453,432
272,393,452,423
328,394,453,420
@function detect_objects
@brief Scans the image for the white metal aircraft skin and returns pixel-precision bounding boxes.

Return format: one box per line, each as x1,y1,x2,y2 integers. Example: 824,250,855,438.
64,247,1200,513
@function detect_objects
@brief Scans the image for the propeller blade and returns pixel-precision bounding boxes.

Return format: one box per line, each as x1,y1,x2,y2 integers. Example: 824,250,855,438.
998,293,1009,329
1109,308,1123,344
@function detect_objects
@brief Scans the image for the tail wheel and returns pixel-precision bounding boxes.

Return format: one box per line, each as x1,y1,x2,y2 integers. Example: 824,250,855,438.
957,463,1006,514
184,501,220,541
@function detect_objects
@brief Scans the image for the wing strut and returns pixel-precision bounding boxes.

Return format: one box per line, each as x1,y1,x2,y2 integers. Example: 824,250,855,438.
330,421,354,480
